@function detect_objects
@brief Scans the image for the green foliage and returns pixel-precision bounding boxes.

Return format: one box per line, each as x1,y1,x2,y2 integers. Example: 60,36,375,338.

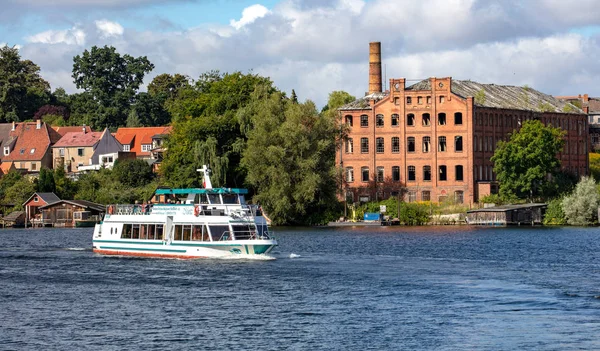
474,89,486,105
562,176,600,226
4,178,35,211
320,91,355,117
290,89,298,103
111,159,155,188
42,114,66,126
0,46,51,122
148,73,190,101
399,202,430,225
241,89,339,225
72,45,154,129
37,167,56,193
562,104,577,113
161,71,275,188
0,170,23,201
538,102,555,112
491,120,566,200
53,164,77,199
543,198,566,225
589,153,600,182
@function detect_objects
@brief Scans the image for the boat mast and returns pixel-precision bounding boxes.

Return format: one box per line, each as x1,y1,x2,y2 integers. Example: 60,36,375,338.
197,165,213,189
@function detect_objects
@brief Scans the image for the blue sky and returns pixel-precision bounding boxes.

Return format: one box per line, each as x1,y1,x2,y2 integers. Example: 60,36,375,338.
2,0,600,107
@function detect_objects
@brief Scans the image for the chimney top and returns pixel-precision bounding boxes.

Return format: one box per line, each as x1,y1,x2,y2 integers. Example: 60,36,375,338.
11,121,15,131
36,119,41,129
82,124,87,134
368,42,382,94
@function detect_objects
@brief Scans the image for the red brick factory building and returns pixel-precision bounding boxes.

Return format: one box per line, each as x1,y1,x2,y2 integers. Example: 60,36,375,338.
337,42,588,205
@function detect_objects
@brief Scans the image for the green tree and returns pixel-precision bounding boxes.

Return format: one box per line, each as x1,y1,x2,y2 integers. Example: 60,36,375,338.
37,167,56,193
160,71,274,188
148,73,190,102
72,45,154,129
241,88,339,225
290,89,298,103
0,170,23,200
53,164,77,199
320,91,355,118
491,120,566,200
112,159,154,188
4,178,36,212
562,176,600,226
131,92,170,126
0,46,51,122
543,198,566,225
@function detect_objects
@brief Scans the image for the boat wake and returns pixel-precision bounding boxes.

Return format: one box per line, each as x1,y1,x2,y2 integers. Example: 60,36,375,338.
214,254,276,261
65,248,88,251
289,253,301,259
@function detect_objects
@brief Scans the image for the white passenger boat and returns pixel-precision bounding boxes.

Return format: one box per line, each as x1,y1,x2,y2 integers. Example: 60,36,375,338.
92,166,277,259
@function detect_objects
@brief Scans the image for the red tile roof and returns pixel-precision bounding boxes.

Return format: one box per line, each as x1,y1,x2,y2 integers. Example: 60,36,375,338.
114,126,172,157
53,131,103,148
4,122,59,161
52,125,92,137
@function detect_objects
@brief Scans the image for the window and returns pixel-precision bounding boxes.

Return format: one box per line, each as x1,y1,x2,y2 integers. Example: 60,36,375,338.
123,145,130,152
408,191,416,203
19,148,24,155
408,166,416,181
438,113,446,125
422,113,431,126
361,167,369,182
31,163,36,171
407,97,412,104
376,137,384,153
377,167,384,182
59,148,64,156
423,166,431,181
417,96,423,104
407,114,415,126
421,191,431,201
392,137,400,153
345,138,353,153
142,144,152,152
455,191,464,204
346,167,354,182
361,138,369,153
455,136,463,152
423,136,430,153
77,148,84,157
30,148,35,154
34,196,39,202
455,165,464,181
376,114,384,127
439,165,447,181
392,166,400,182
439,96,445,103
474,136,478,152
345,115,353,126
360,114,369,127
438,136,447,152
391,114,399,127
407,137,415,152
454,112,463,125
3,147,9,156
427,96,432,104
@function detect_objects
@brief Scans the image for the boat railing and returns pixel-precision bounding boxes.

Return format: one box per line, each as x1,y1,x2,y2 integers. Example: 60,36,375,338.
216,229,274,241
105,203,265,217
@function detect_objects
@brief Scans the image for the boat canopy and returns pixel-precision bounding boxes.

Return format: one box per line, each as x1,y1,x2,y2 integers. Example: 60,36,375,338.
154,188,248,195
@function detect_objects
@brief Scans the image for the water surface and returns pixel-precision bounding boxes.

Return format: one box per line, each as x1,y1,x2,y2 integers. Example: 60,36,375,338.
1,226,599,350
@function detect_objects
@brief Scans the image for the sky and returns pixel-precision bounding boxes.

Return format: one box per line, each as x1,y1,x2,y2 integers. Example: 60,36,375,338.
2,0,600,108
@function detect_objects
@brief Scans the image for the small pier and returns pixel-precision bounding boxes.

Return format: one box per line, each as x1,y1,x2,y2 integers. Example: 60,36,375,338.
466,203,547,226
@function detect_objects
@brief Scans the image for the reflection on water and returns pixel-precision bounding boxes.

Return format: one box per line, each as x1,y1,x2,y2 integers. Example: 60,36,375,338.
1,226,600,350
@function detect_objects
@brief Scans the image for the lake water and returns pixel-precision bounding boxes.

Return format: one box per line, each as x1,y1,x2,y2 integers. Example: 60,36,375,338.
1,225,600,350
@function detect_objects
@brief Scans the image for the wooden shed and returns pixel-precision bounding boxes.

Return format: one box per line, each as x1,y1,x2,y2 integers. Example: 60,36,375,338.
466,203,547,226
38,200,105,227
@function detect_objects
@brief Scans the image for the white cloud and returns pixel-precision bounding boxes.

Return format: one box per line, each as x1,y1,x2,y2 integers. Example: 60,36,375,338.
25,26,85,46
230,4,270,30
95,20,124,39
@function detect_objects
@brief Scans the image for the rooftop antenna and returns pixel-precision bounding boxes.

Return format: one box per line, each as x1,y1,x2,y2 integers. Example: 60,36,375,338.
197,165,212,189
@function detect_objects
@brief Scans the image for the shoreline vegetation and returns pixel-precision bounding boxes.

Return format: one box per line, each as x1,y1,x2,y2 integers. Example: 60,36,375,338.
2,45,600,226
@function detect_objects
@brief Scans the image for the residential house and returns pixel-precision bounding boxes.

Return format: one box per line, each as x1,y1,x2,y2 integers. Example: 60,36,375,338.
53,128,123,174
115,126,172,171
0,123,14,164
338,42,588,205
52,125,92,137
3,120,62,173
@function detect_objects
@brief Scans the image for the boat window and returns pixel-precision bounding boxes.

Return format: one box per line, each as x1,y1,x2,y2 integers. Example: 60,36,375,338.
232,224,254,240
209,225,230,241
147,224,156,240
191,225,209,241
121,224,132,239
182,225,192,241
239,195,246,204
222,194,238,204
174,225,183,241
196,193,209,204
139,224,148,239
208,194,222,204
131,224,140,239
156,224,164,240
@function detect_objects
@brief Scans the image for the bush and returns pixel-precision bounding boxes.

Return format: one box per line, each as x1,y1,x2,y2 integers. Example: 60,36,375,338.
562,176,600,226
543,198,566,225
399,202,430,225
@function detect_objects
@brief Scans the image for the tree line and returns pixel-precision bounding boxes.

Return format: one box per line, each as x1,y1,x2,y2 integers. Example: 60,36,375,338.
0,45,355,225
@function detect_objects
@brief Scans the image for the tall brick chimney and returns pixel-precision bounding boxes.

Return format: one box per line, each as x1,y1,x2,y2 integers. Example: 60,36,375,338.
368,42,382,94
